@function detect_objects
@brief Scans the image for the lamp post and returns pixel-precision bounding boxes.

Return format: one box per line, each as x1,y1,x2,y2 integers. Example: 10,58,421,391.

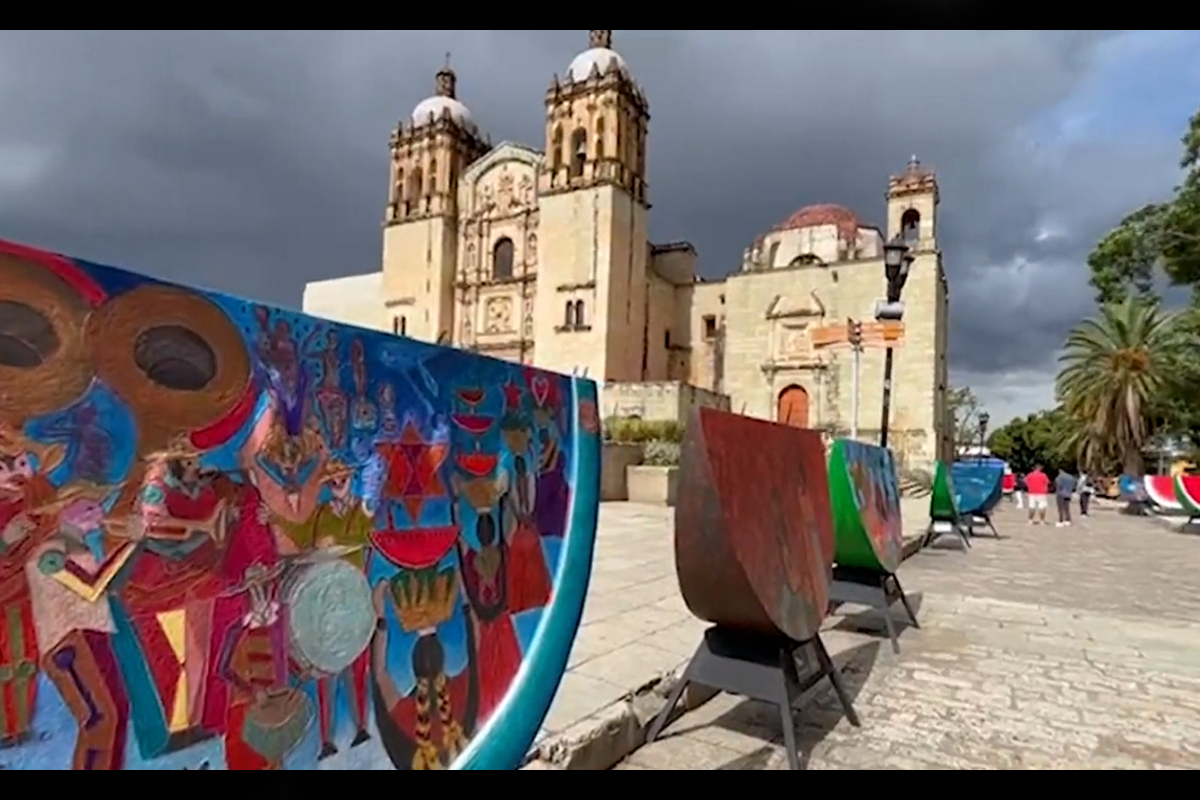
977,412,990,463
876,235,914,449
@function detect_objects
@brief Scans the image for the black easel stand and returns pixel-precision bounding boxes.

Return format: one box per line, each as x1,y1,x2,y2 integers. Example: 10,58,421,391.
645,626,860,771
965,511,1001,538
827,565,920,654
922,515,970,550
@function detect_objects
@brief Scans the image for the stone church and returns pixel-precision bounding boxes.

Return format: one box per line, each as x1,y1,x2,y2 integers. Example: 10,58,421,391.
303,30,951,469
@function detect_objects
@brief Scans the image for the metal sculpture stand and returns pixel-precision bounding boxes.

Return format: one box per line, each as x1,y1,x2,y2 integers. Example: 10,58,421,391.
922,515,970,550
645,626,860,771
964,511,1001,539
827,566,919,654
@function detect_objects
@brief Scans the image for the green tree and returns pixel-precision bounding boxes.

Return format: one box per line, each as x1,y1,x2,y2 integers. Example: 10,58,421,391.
1088,108,1200,303
987,408,1077,474
1056,297,1185,476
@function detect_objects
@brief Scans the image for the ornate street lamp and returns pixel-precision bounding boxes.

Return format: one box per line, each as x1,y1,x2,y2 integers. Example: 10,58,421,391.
977,412,990,463
876,235,914,449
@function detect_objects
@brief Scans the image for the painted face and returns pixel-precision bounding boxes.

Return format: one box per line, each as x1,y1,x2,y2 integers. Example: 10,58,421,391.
328,471,353,500
0,453,35,493
60,497,106,535
168,457,202,487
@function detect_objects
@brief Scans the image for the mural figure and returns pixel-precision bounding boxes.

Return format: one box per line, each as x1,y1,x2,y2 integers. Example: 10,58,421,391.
0,427,65,747
27,490,137,770
0,235,599,771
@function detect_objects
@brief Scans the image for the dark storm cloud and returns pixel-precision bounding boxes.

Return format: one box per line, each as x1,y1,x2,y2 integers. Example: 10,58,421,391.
0,29,1169,388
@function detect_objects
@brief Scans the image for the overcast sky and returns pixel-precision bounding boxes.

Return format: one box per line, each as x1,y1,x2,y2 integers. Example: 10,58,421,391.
2,30,1198,425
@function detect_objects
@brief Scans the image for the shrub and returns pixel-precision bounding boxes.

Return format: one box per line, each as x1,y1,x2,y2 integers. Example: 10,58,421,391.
602,416,685,445
643,440,681,467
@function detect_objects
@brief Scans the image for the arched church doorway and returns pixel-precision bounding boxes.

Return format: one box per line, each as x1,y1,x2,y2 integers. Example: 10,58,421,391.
777,384,810,429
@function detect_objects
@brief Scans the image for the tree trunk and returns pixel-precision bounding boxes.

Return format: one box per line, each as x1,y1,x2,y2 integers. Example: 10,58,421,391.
1123,449,1145,478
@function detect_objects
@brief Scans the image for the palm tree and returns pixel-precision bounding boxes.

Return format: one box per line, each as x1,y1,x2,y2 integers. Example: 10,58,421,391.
1056,296,1186,476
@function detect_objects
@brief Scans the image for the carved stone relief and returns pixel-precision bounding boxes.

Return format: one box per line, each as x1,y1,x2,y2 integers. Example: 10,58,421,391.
522,296,535,338
777,323,812,359
498,172,515,211
526,232,538,265
519,175,534,207
484,296,514,334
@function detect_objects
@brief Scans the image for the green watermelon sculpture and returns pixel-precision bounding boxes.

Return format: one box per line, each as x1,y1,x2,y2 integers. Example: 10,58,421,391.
929,460,960,524
828,439,904,574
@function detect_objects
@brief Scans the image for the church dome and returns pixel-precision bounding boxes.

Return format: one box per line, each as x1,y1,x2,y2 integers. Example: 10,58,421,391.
776,204,864,239
566,30,630,82
411,95,474,129
410,59,478,133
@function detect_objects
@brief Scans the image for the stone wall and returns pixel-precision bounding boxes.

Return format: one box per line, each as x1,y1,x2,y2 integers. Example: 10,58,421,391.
600,380,731,422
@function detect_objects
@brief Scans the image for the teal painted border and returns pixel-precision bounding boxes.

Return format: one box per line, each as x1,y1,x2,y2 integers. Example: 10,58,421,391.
452,376,601,770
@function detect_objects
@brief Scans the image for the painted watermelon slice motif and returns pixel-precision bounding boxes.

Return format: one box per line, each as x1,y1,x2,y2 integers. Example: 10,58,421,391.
1145,475,1181,510
1172,474,1200,517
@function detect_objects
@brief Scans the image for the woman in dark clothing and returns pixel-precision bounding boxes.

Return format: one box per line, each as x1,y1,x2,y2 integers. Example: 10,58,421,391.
1014,473,1028,510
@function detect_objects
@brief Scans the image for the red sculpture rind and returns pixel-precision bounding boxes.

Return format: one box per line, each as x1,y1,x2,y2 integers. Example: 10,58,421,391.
674,408,834,642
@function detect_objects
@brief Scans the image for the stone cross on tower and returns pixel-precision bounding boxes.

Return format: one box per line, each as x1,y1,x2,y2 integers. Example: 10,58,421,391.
435,52,456,98
589,30,613,49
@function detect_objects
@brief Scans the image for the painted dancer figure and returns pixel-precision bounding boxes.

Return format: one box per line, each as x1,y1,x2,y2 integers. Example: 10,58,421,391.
502,454,551,614
216,562,311,770
0,427,66,747
455,485,522,723
276,459,373,759
27,493,138,770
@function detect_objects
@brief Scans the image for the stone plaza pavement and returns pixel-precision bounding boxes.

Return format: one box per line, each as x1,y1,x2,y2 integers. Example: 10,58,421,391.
527,497,931,768
614,501,1200,770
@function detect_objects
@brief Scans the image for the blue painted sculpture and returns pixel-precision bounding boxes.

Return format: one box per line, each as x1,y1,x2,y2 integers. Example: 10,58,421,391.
0,237,600,770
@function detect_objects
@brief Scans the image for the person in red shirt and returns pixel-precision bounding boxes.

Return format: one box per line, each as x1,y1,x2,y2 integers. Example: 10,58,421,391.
1024,465,1051,525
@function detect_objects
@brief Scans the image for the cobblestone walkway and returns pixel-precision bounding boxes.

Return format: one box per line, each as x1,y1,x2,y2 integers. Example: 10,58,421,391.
618,502,1200,769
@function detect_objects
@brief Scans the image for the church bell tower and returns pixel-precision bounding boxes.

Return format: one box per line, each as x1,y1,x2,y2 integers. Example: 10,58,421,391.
532,30,651,380
382,59,489,344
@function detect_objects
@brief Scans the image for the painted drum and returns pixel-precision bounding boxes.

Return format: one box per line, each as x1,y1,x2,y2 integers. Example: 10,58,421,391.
285,558,375,676
674,407,834,643
828,440,903,574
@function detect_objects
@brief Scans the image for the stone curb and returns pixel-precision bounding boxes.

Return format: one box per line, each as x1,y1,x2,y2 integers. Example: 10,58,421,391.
523,533,927,771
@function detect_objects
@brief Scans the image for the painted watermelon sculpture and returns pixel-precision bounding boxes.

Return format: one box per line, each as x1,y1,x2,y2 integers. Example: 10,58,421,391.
0,236,601,771
1172,474,1200,518
828,439,904,574
929,460,960,524
1146,475,1183,511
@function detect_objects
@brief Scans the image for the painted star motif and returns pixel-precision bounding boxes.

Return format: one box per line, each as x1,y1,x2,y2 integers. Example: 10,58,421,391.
502,380,523,412
376,419,448,524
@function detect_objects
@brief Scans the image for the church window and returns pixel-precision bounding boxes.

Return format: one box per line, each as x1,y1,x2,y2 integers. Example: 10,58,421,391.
564,301,574,328
574,300,586,328
570,128,588,179
427,159,437,195
552,125,564,173
767,242,780,269
703,315,717,340
901,208,920,243
664,329,671,350
393,315,407,336
395,167,405,200
595,117,606,161
492,237,515,280
409,166,423,200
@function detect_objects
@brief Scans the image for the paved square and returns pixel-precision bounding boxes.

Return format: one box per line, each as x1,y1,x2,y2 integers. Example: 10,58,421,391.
618,502,1200,769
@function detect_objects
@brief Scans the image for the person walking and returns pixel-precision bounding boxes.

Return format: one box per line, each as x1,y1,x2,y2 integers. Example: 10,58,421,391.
1014,472,1027,510
1054,468,1078,527
1025,465,1050,525
1078,472,1095,518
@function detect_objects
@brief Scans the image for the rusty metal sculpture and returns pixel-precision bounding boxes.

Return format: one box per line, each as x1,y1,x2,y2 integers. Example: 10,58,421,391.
646,408,860,770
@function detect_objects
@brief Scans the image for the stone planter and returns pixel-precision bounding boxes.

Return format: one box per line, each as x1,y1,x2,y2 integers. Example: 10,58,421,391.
626,465,678,506
601,443,644,501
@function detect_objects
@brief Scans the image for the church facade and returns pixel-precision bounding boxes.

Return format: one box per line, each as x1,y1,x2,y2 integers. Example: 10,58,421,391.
302,30,951,469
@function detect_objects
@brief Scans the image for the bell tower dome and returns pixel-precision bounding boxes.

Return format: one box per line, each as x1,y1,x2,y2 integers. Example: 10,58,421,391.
532,30,652,381
381,58,490,345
